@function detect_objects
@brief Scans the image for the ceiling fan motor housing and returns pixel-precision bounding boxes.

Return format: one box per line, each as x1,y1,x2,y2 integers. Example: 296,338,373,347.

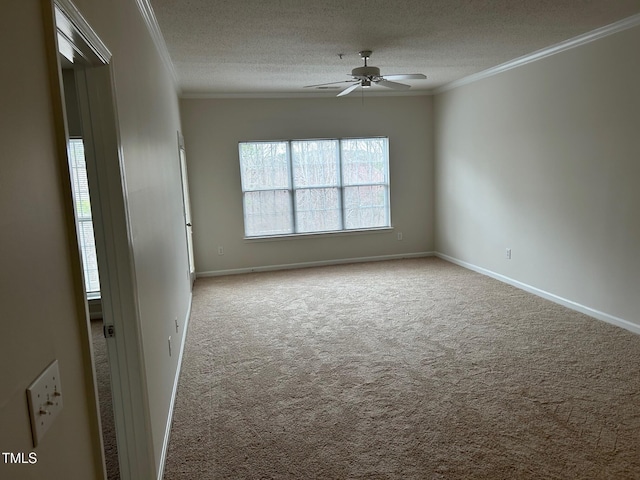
351,65,381,80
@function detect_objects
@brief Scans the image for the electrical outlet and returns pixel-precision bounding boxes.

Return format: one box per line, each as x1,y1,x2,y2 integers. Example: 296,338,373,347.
397,232,403,241
506,248,512,259
174,317,179,333
217,246,224,255
27,360,63,447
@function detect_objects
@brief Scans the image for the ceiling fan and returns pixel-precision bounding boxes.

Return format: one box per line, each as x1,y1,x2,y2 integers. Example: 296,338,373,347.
305,50,427,97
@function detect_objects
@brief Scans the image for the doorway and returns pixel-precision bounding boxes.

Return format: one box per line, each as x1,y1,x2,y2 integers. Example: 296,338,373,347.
58,23,121,480
178,133,195,288
61,68,119,478
47,1,155,478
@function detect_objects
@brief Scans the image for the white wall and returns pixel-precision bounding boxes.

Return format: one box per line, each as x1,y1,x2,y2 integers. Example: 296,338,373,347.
70,0,192,473
0,0,191,478
180,96,434,274
0,1,103,479
434,25,640,327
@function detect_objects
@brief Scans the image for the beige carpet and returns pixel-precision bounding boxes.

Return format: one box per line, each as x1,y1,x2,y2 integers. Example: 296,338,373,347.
163,257,640,479
91,320,120,480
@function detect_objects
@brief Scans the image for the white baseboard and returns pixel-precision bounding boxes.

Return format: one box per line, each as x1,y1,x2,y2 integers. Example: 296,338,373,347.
435,253,640,336
157,292,193,480
197,252,435,278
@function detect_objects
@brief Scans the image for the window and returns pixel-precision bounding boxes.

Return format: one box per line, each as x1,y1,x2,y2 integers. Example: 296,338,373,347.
68,139,100,294
239,137,390,237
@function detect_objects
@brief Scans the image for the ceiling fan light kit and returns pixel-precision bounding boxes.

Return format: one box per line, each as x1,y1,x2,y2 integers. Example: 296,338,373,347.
304,50,427,97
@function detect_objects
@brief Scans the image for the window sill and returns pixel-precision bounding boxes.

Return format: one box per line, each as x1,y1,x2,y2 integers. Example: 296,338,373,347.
244,226,394,243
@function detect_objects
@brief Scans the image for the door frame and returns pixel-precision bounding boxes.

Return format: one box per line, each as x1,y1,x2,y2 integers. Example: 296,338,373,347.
44,0,155,478
177,132,196,288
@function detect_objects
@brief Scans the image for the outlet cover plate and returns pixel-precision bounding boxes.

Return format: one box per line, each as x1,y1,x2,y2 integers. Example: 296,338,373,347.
26,360,63,447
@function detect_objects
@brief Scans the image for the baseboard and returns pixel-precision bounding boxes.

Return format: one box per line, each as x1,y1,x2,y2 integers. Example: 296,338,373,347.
197,252,435,278
435,252,640,336
157,292,193,480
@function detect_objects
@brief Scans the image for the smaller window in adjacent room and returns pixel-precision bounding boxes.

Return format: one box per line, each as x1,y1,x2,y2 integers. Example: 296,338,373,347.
239,137,390,238
68,139,101,295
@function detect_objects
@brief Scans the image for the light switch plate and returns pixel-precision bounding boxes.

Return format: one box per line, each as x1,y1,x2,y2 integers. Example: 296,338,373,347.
26,360,63,447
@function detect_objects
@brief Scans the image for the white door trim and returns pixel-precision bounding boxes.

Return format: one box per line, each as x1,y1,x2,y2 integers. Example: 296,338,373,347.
48,1,155,478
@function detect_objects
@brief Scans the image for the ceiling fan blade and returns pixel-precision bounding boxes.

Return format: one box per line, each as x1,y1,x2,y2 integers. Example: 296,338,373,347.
377,79,411,90
304,80,358,88
337,83,361,97
383,74,427,81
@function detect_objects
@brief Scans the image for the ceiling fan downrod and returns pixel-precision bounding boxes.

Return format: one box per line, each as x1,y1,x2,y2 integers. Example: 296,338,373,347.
352,50,380,79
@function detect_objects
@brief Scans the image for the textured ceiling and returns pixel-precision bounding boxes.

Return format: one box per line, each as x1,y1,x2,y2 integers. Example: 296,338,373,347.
149,0,640,96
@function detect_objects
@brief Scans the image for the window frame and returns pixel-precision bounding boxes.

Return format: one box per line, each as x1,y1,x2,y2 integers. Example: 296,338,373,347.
239,136,391,239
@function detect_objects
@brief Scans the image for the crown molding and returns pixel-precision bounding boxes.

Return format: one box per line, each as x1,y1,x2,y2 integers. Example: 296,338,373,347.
134,0,180,93
434,13,640,95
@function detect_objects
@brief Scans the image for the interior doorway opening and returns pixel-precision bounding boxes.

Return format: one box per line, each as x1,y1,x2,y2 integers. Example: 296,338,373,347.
48,1,175,478
47,1,153,478
60,44,120,480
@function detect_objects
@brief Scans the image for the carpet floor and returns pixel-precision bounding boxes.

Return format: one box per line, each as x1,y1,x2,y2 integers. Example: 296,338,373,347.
91,320,120,480
162,257,640,479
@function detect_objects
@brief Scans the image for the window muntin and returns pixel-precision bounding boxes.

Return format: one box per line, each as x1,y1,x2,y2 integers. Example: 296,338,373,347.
239,137,390,238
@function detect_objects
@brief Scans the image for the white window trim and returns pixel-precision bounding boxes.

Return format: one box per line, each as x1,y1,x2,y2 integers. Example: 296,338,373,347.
239,136,391,239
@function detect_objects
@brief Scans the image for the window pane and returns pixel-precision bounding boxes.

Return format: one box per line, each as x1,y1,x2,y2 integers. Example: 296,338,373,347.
239,142,290,191
77,220,101,293
243,190,293,236
344,185,389,229
68,139,100,294
291,140,339,188
295,188,341,233
68,140,92,219
341,138,388,186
